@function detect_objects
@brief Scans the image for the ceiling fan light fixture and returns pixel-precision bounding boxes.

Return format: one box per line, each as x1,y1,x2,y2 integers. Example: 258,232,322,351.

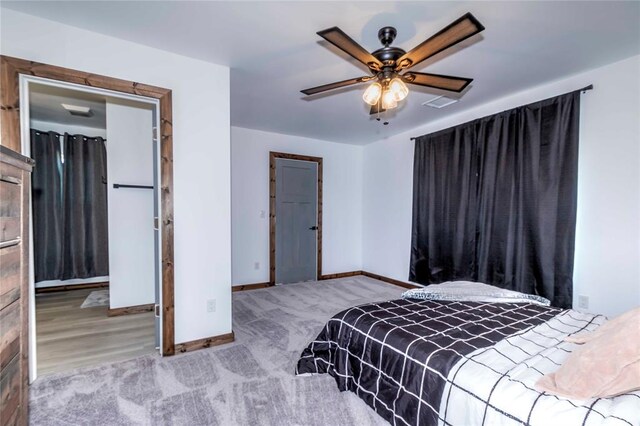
381,89,398,110
362,82,382,106
389,78,409,102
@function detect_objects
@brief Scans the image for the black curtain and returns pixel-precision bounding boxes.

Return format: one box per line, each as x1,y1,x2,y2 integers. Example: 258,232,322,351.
61,134,109,280
31,130,64,282
410,90,580,308
30,130,109,282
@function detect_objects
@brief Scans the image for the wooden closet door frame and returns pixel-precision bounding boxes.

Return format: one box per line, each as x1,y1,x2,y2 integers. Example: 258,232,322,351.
0,55,176,357
269,151,323,285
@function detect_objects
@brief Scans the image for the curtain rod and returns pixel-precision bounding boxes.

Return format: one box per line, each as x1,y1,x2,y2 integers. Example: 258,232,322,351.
409,84,594,141
32,129,106,141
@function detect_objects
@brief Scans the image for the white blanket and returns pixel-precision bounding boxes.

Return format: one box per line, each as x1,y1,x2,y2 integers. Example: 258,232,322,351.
439,310,640,426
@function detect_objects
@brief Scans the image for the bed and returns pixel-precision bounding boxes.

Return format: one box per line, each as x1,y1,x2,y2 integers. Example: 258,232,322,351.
295,287,640,426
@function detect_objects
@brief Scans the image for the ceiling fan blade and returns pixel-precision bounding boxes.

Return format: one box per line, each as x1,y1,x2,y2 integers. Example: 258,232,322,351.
396,12,485,71
370,101,385,115
317,27,384,71
301,76,372,96
402,72,472,93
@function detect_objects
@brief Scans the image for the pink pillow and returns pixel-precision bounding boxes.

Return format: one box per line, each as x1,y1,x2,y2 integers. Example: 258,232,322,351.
537,307,640,399
565,307,640,344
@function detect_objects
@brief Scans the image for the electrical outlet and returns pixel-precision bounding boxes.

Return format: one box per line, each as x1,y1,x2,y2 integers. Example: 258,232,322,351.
260,210,266,219
577,295,589,310
206,299,216,313
254,262,260,270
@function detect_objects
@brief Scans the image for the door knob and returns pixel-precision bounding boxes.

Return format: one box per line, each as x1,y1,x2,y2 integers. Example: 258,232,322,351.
309,226,318,231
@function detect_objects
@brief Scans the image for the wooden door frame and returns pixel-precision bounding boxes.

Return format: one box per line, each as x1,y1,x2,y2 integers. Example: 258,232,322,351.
269,151,323,285
0,55,176,356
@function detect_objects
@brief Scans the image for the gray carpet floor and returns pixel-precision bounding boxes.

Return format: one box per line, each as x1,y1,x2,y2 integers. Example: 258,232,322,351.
30,276,403,425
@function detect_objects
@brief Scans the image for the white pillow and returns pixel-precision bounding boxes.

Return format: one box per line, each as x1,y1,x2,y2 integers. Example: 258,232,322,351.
402,281,550,306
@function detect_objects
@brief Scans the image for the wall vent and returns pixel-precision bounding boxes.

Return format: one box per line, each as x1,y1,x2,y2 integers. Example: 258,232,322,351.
422,96,458,109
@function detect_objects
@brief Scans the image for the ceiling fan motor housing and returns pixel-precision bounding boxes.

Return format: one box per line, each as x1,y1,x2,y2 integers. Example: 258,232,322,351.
372,46,406,66
373,26,406,75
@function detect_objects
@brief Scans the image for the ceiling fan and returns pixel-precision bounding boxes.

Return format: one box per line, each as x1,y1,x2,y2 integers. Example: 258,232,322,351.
301,13,485,116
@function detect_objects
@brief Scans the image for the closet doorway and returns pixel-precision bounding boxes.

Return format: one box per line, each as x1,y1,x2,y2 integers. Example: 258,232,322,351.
20,75,164,379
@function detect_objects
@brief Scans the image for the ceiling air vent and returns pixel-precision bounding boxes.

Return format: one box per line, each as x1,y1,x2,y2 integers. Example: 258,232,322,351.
422,95,458,109
61,103,93,117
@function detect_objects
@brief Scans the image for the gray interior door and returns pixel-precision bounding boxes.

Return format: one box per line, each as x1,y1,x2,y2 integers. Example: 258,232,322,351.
275,158,318,284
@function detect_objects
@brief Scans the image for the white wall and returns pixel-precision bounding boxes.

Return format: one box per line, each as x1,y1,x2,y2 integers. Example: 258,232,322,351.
106,101,155,309
2,9,232,343
231,126,363,285
29,119,107,139
363,55,640,318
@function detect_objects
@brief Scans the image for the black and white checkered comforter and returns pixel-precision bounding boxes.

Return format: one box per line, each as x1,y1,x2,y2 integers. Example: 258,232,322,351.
296,298,640,426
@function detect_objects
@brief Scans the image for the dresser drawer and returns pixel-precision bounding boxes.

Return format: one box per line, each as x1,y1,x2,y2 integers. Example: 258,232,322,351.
0,301,20,371
0,218,20,247
0,161,23,248
0,162,23,186
0,355,21,426
0,245,20,311
0,179,20,219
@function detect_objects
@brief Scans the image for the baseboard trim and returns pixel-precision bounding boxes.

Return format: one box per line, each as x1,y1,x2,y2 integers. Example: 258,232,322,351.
108,303,154,317
319,270,363,280
35,281,109,294
361,271,420,289
232,271,419,292
232,282,272,292
175,332,235,353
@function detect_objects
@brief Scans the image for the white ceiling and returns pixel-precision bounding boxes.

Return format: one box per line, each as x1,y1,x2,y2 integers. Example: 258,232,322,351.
5,1,639,145
28,82,154,132
29,83,107,129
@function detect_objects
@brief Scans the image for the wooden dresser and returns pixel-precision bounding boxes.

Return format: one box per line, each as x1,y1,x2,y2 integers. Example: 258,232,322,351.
0,145,33,426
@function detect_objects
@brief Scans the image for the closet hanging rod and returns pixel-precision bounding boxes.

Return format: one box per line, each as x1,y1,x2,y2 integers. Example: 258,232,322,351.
113,184,154,189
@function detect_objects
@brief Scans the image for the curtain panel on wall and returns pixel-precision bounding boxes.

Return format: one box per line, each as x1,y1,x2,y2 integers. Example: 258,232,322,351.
62,134,110,280
31,130,64,282
30,130,109,282
409,90,580,308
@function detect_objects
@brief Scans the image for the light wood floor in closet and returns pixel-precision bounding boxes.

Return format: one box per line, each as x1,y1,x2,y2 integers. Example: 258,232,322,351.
36,288,156,376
